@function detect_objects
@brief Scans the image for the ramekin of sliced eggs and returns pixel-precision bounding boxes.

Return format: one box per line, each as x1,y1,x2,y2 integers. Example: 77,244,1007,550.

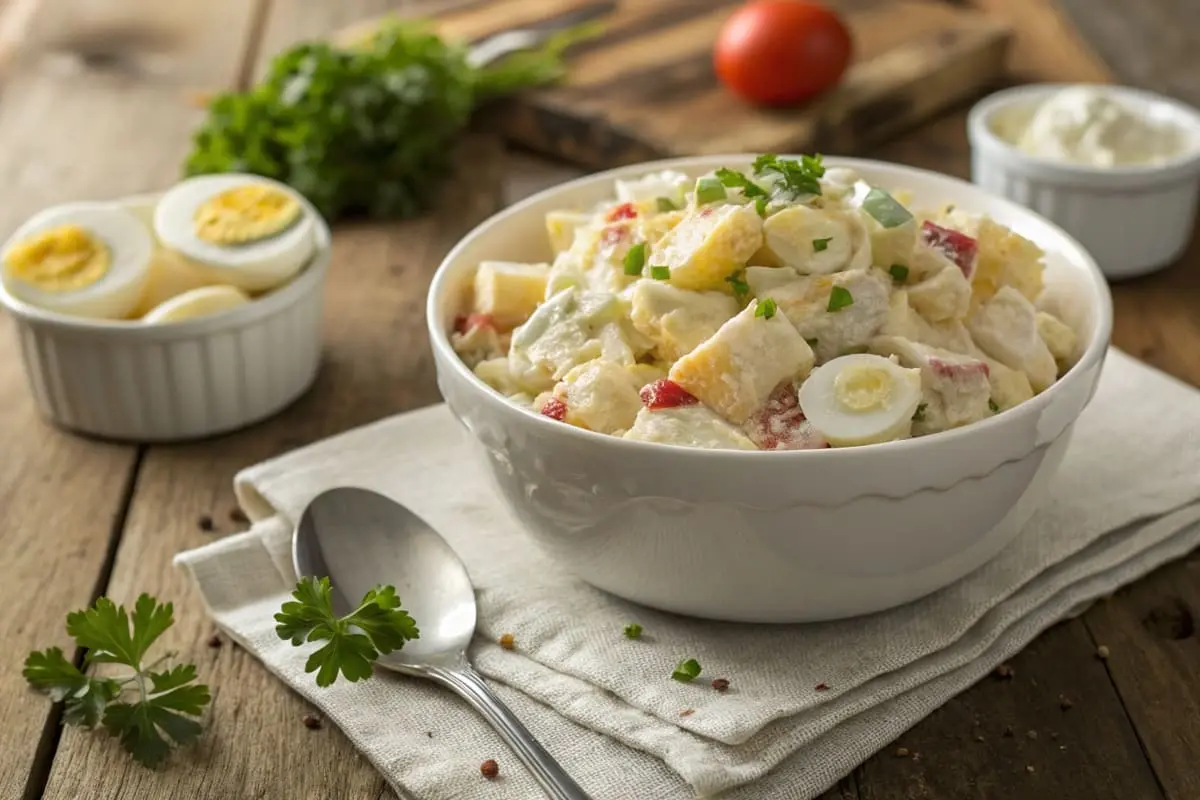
0,174,331,441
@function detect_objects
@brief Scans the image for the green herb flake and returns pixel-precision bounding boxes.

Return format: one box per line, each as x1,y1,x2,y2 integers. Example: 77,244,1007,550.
755,298,778,319
623,623,643,640
754,195,769,217
655,197,679,213
888,264,910,283
989,399,1000,413
695,175,727,205
725,270,750,299
812,237,832,253
826,286,854,313
715,167,767,198
623,242,647,276
671,658,702,683
862,187,914,229
752,153,825,198
912,403,927,422
650,265,672,281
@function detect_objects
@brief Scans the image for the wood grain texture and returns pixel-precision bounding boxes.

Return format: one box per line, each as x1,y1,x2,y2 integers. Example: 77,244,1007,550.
338,0,1010,168
0,0,261,796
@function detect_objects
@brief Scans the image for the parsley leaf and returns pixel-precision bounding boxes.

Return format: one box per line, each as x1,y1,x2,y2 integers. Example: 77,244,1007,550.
623,242,646,276
754,195,769,217
24,595,210,768
812,237,832,252
756,297,778,319
827,286,854,312
913,403,927,422
275,577,420,688
671,658,702,683
989,399,1001,413
752,153,825,198
725,270,750,299
624,623,643,640
715,167,767,198
888,264,909,282
650,265,671,280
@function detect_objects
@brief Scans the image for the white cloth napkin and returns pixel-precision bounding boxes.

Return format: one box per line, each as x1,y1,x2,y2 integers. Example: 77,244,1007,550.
177,348,1200,799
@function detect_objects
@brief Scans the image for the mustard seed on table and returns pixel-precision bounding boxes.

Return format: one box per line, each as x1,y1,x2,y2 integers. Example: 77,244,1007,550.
480,759,499,779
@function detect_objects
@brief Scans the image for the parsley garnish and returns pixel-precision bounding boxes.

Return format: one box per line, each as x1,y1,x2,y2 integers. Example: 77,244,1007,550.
989,399,1000,413
813,237,832,252
888,264,910,283
671,658,702,683
694,175,727,205
754,195,769,217
623,623,643,640
23,595,211,769
861,187,913,229
912,403,927,422
827,286,854,312
275,577,419,688
715,167,767,198
650,265,672,280
752,153,825,198
656,197,679,212
624,242,647,276
755,297,778,319
725,269,750,299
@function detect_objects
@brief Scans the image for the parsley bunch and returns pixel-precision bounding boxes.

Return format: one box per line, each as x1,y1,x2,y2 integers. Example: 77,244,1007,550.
275,577,419,687
23,595,210,769
752,153,826,199
185,20,599,221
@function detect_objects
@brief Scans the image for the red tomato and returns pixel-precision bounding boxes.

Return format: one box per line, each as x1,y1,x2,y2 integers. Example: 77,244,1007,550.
714,0,853,107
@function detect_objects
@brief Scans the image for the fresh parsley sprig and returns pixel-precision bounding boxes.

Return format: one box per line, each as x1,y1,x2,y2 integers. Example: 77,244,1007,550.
275,577,420,688
23,595,211,769
752,153,825,199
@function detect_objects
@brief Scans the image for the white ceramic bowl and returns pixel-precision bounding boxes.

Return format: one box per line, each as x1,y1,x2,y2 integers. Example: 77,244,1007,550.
427,155,1113,623
968,83,1200,281
0,192,330,442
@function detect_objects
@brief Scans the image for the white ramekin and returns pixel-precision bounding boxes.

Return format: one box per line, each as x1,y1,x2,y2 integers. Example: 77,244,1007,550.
968,83,1200,281
0,192,330,442
428,155,1113,623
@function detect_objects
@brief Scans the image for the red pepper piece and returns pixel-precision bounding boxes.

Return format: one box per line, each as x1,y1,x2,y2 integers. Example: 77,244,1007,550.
639,378,699,410
540,397,568,421
921,221,979,277
605,202,639,222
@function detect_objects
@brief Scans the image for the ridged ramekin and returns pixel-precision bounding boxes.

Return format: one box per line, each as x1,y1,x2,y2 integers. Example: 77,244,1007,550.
968,83,1200,280
0,193,330,442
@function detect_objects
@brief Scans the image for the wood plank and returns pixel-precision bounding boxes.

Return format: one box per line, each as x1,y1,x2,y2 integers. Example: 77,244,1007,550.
0,0,263,796
40,0,511,795
855,621,1166,800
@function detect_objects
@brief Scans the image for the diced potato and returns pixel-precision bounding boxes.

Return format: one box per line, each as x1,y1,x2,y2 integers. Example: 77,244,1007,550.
552,359,643,434
545,211,593,253
615,170,690,206
977,352,1034,410
768,268,892,364
759,206,869,275
653,203,763,292
744,265,801,295
669,300,814,424
1036,311,1079,372
907,264,971,322
474,357,523,396
544,251,586,298
508,289,627,390
880,290,974,353
869,336,991,434
628,280,739,363
967,286,1057,392
623,406,757,450
938,210,1044,306
627,362,667,389
473,261,550,329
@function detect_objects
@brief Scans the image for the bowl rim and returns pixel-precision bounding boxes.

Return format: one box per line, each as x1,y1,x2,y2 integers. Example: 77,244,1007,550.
0,185,332,342
426,153,1114,462
967,82,1200,184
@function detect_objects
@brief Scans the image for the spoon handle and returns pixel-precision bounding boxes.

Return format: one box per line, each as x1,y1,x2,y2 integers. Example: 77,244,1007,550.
431,666,593,800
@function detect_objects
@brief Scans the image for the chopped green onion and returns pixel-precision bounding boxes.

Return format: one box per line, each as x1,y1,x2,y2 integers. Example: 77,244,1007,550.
888,264,910,283
623,623,643,640
695,176,727,205
827,286,853,312
989,399,1000,413
812,237,832,253
656,197,679,213
650,265,671,280
715,167,767,198
623,242,646,276
754,196,769,217
862,187,913,229
912,403,927,422
725,270,750,299
671,658,702,683
755,297,777,319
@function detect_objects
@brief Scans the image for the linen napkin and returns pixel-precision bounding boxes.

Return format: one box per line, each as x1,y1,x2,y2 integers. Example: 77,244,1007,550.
177,348,1200,800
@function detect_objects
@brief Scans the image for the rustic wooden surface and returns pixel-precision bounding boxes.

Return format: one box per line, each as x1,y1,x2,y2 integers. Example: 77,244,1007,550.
0,1,1196,799
337,0,1011,170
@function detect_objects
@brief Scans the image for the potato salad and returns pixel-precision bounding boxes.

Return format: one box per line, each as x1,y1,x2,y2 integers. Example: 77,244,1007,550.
451,155,1080,451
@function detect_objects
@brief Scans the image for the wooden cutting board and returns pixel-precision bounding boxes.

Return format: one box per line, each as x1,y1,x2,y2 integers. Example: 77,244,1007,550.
338,0,1012,170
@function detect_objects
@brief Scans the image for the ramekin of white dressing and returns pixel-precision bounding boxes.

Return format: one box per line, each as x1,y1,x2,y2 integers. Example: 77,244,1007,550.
968,83,1200,280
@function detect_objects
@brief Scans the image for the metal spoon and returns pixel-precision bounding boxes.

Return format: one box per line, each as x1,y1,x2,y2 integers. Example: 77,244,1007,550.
292,486,592,800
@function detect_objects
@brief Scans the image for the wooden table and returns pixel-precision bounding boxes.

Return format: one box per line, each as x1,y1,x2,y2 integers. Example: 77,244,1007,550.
1,1,1196,798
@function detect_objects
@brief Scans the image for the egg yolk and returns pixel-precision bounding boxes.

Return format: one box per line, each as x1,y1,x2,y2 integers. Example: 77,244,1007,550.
3,224,110,292
833,364,894,412
194,185,302,246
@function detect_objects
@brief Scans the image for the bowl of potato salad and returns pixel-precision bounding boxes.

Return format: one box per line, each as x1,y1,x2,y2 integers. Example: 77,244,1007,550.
428,154,1112,622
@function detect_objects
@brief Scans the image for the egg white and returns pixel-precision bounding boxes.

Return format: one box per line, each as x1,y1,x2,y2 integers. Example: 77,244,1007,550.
153,174,316,293
1,202,154,320
141,284,251,324
798,353,923,447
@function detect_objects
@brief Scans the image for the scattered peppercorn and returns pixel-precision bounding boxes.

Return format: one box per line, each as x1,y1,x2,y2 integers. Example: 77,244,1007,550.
1096,645,1110,660
1058,694,1074,710
711,678,730,692
995,663,1015,679
1026,730,1038,740
480,759,499,779
302,714,322,730
680,708,695,717
197,514,215,532
895,747,910,758
230,507,250,525
814,682,829,692
207,633,222,648
425,731,433,738
499,633,515,650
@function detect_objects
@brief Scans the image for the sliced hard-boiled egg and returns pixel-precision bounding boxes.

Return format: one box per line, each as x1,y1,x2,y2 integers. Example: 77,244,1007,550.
120,195,217,318
153,174,316,293
798,353,923,447
1,202,153,319
141,284,251,324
